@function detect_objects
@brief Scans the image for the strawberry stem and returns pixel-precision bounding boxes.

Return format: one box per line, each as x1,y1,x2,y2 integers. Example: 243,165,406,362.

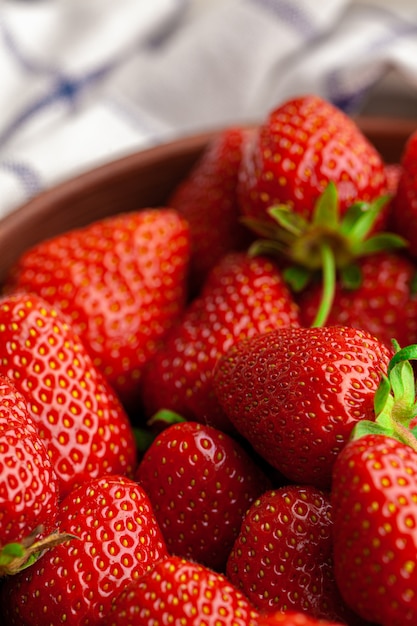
393,421,417,452
310,243,336,328
0,526,77,576
350,342,417,452
147,409,186,428
245,185,407,330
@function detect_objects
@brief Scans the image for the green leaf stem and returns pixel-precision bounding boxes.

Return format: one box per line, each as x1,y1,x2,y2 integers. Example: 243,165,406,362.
350,341,417,452
246,182,407,327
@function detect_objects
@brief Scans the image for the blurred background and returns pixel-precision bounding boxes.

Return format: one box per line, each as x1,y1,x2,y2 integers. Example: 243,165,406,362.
0,0,416,217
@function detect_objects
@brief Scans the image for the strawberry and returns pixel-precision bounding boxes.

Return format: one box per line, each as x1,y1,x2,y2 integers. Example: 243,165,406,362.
238,94,388,224
213,325,392,488
226,485,358,624
169,127,254,294
256,612,346,625
332,433,417,625
391,129,417,256
296,251,417,349
102,554,260,626
236,96,405,329
3,208,190,411
0,373,60,572
136,420,272,572
331,342,417,625
141,251,300,432
0,474,168,626
0,293,137,498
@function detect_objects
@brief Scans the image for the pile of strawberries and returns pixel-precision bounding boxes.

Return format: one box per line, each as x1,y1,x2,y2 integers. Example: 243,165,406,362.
1,94,417,626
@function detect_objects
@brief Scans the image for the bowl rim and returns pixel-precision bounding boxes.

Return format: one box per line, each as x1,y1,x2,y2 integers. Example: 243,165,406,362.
3,115,417,224
0,127,221,232
0,114,416,285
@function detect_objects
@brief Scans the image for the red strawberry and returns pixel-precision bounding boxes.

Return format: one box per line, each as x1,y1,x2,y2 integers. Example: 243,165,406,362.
0,374,60,571
0,293,136,498
226,485,358,624
256,611,346,625
236,96,404,332
391,129,417,256
331,342,417,625
296,251,417,349
0,475,168,626
332,433,417,625
141,251,300,432
102,554,260,626
136,420,272,571
169,127,254,293
238,94,388,224
3,208,190,410
213,325,392,488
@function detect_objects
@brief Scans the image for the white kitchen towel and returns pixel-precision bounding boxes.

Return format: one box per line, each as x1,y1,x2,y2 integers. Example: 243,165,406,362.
0,0,416,218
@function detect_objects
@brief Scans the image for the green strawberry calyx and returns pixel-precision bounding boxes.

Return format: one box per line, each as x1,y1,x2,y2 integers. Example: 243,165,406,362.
133,409,186,454
147,408,186,428
351,341,417,452
243,182,406,327
0,525,77,577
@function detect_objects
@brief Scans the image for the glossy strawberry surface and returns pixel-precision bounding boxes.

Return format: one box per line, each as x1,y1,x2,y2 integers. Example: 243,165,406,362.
136,420,271,571
0,94,415,624
0,293,137,497
213,325,392,488
169,127,253,292
102,554,260,626
0,475,168,625
4,208,190,410
238,94,388,224
226,486,354,624
0,374,59,547
332,433,417,625
142,251,300,432
297,251,417,348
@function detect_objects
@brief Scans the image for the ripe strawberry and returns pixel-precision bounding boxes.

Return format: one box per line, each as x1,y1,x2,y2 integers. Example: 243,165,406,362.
242,174,405,330
0,374,60,569
102,554,260,626
331,342,417,625
213,325,392,488
169,127,254,293
3,208,190,410
141,251,300,432
235,96,406,330
238,94,388,224
136,420,272,572
0,293,136,498
391,129,417,256
0,475,168,626
256,612,346,625
332,433,417,625
226,485,358,624
296,251,417,348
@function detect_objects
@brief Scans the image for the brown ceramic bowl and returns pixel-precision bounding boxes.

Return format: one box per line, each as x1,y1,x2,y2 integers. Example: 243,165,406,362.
0,116,416,285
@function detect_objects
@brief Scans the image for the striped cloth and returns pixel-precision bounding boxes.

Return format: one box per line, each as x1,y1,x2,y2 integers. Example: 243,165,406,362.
0,0,416,218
